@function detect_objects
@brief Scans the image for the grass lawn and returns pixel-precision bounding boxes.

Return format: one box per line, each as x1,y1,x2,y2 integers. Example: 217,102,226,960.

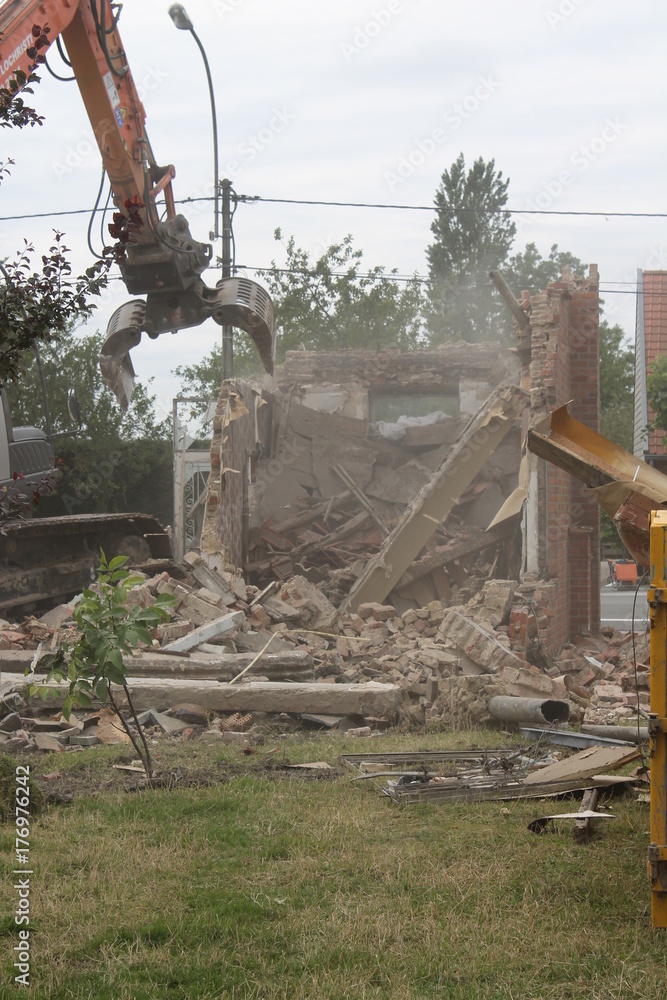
1,728,666,999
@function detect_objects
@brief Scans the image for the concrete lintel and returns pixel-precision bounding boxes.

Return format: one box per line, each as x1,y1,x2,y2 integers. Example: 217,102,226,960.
16,677,402,719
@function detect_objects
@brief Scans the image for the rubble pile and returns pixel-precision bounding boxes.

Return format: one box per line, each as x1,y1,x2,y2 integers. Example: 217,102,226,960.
547,628,650,725
0,560,652,754
203,360,522,615
250,472,517,610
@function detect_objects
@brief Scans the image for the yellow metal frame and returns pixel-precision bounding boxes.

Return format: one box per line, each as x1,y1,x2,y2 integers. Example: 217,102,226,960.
648,510,667,928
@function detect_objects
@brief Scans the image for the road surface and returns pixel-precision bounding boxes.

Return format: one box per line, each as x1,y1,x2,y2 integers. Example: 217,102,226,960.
600,584,649,631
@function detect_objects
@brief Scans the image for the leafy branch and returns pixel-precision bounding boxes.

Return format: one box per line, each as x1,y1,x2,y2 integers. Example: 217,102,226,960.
30,552,176,781
0,23,50,130
0,468,58,533
1,202,144,383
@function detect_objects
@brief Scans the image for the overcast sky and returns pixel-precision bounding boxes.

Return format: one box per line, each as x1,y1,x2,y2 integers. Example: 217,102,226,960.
2,0,665,423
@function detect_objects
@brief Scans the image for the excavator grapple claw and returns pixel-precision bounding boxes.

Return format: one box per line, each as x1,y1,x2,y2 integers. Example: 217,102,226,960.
100,278,275,408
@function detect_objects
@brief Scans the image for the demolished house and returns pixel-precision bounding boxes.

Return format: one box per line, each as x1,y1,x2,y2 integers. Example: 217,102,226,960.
6,264,644,741
200,265,602,656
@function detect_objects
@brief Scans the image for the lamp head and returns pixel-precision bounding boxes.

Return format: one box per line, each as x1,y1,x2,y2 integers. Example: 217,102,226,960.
168,4,193,31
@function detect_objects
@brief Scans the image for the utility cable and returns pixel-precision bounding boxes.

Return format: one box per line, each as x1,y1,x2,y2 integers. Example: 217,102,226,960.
86,168,107,259
4,195,667,223
237,193,667,219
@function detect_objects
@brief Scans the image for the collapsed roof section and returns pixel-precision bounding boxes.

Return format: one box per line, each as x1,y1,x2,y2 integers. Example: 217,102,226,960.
200,344,523,613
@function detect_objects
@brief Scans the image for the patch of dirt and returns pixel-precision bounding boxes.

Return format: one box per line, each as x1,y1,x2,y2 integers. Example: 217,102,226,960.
12,727,340,806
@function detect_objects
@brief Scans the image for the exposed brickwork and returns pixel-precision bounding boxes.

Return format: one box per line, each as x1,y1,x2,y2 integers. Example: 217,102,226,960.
201,381,274,570
522,266,600,655
277,344,519,393
640,271,667,457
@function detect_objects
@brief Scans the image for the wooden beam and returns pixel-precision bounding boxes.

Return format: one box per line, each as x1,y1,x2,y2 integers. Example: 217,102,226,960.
340,385,527,613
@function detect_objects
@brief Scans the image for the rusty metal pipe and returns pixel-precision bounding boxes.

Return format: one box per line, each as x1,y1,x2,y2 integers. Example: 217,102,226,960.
488,696,570,726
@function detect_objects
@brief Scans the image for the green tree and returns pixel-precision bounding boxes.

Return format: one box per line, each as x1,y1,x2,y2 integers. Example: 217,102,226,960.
260,230,425,355
426,153,516,344
645,354,667,452
504,243,588,296
35,552,175,782
175,230,426,402
599,321,634,451
5,331,173,524
501,243,590,340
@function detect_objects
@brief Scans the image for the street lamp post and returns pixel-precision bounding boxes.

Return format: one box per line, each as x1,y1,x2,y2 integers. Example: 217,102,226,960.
168,3,233,380
167,4,219,242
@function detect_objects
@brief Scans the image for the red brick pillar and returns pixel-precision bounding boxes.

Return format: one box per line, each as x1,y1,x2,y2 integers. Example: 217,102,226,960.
567,268,600,635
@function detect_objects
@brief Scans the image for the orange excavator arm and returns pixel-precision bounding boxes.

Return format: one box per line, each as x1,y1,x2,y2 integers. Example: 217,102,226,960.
0,0,274,405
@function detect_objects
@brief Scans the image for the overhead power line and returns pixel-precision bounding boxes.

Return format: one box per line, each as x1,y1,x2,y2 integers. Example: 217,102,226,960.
236,194,667,219
2,193,667,223
99,267,665,297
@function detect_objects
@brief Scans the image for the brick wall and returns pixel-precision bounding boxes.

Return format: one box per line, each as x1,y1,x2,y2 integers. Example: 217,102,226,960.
638,271,667,458
522,266,600,654
201,381,274,570
277,344,519,392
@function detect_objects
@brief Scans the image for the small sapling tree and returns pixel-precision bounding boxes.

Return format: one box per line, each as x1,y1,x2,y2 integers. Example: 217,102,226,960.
30,551,176,781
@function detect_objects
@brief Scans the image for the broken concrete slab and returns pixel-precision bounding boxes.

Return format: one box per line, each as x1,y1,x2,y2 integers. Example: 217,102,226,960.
0,711,22,733
136,709,189,733
123,650,314,682
38,604,74,628
341,384,527,612
33,732,65,751
365,459,433,506
261,596,303,621
174,592,237,628
19,677,403,719
161,611,245,652
234,630,294,654
182,552,236,604
70,733,100,747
